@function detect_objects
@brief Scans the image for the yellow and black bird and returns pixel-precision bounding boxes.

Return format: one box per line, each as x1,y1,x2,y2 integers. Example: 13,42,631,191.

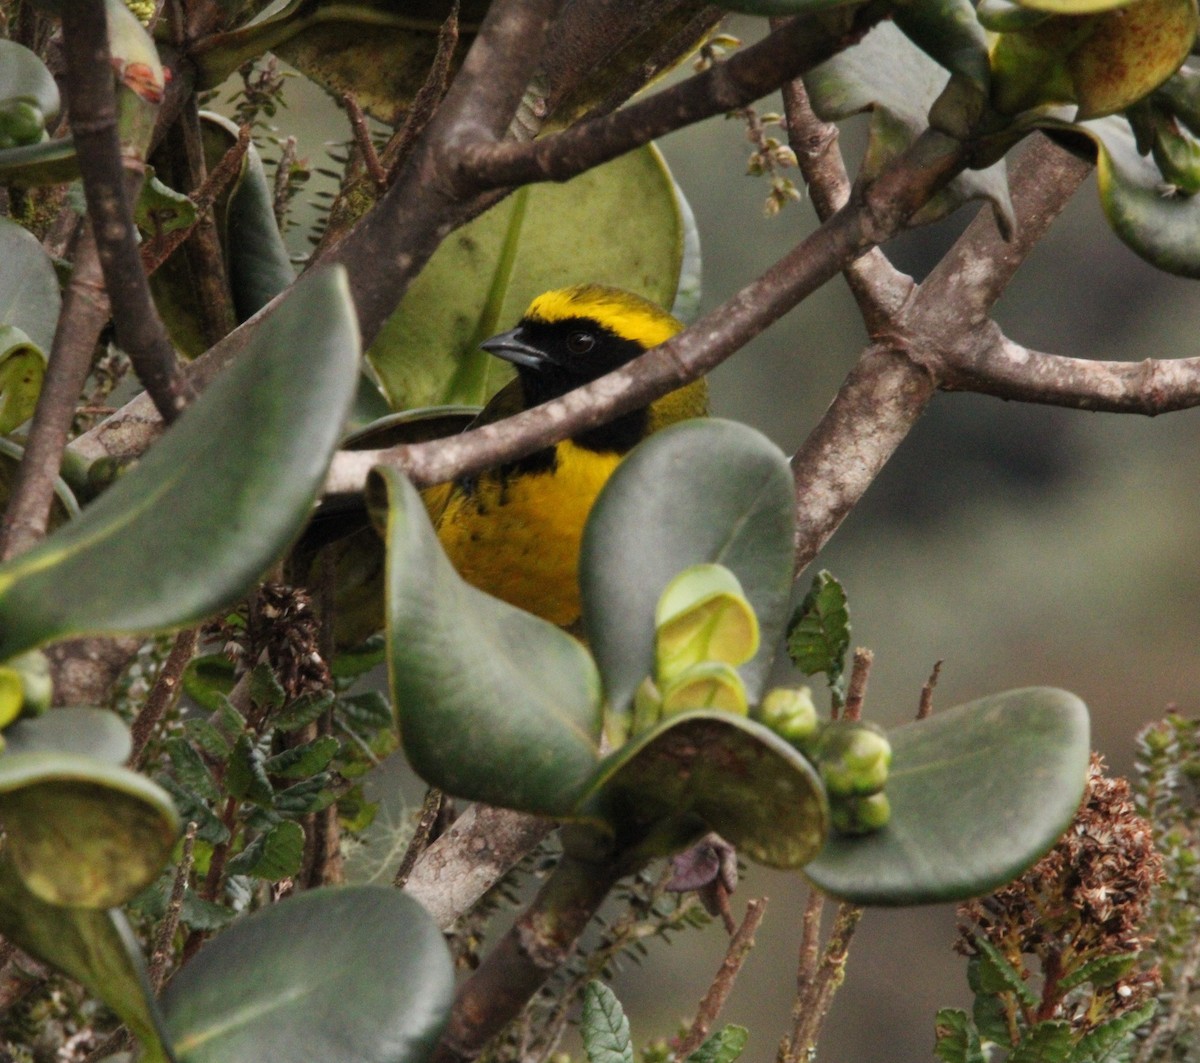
431,284,708,628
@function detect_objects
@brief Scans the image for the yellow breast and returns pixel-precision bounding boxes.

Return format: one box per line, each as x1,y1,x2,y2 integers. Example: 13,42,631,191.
434,441,622,627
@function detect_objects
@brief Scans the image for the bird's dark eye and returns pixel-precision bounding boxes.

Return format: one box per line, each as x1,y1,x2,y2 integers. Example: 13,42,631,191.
566,330,596,355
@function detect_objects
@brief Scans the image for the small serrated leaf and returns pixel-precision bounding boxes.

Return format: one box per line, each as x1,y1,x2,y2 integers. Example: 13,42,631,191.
249,663,286,712
226,820,304,881
934,1009,984,1063
274,690,335,732
338,691,394,732
273,774,333,815
1059,952,1139,992
157,777,229,846
686,1025,749,1063
226,734,273,806
1010,1020,1073,1063
972,937,1038,1006
968,956,1014,1044
581,981,633,1063
264,736,339,780
164,737,220,803
786,570,851,692
1067,1000,1155,1063
182,718,232,761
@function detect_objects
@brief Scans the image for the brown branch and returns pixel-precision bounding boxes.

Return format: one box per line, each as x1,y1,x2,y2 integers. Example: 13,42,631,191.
942,332,1200,415
394,787,445,888
917,660,942,719
404,804,556,929
327,127,969,494
789,135,1092,573
129,627,199,768
343,93,387,192
140,124,252,275
841,647,873,721
0,227,108,561
60,0,193,422
777,71,912,330
676,898,768,1058
148,821,196,990
454,6,888,190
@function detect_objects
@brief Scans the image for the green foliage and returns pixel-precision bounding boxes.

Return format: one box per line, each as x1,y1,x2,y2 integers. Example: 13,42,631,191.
582,981,634,1063
786,570,851,705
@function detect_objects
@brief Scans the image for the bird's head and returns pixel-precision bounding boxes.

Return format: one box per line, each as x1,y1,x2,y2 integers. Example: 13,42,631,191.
481,285,688,407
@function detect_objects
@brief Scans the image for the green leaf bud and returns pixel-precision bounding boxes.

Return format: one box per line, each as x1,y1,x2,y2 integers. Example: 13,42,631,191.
655,563,759,683
660,661,749,717
830,792,891,836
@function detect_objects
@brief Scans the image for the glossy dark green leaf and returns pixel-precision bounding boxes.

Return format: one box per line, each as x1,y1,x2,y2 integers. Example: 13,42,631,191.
805,22,1014,235
576,711,827,869
0,752,179,907
160,886,453,1063
0,437,77,532
374,468,603,817
0,134,78,186
0,857,171,1062
226,735,273,805
804,687,1090,905
581,980,633,1063
204,113,296,321
264,735,339,779
0,267,360,661
0,216,61,353
581,419,795,716
182,654,237,713
367,146,687,410
0,40,59,131
4,707,132,763
1081,115,1200,278
892,0,991,91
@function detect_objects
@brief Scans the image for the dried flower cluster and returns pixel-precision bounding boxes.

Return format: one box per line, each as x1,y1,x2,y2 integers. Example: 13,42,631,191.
958,754,1164,1027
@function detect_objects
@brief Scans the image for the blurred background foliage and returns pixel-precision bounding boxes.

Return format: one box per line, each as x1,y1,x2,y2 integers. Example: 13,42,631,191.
195,14,1200,1061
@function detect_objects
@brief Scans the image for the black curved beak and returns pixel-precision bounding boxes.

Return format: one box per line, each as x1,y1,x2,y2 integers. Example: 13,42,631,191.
479,328,550,370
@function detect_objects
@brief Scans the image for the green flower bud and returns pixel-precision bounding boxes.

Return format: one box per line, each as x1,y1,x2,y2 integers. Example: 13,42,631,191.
758,685,819,746
830,792,891,836
0,100,45,148
814,720,892,797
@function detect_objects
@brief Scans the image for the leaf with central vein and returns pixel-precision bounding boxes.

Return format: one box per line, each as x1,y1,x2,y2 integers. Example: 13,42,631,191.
159,887,453,1063
0,267,360,661
581,419,795,716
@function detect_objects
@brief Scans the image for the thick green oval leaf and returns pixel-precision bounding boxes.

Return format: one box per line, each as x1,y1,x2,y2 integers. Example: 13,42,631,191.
0,857,170,1061
0,40,60,134
575,711,827,869
0,216,61,353
0,135,79,186
580,419,795,717
1085,115,1200,277
0,267,360,660
716,0,867,12
367,145,686,410
0,752,179,907
160,886,453,1063
1012,0,1144,14
374,467,603,816
804,687,1090,905
0,325,45,433
0,437,78,529
202,112,295,321
893,0,992,91
806,22,1014,234
4,707,132,763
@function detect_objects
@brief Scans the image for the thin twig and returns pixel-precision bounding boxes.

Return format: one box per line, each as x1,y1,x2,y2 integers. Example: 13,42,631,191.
148,821,197,990
394,788,446,888
60,0,193,421
842,648,873,721
676,898,769,1058
129,628,200,768
342,93,387,192
140,124,252,275
917,660,942,719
